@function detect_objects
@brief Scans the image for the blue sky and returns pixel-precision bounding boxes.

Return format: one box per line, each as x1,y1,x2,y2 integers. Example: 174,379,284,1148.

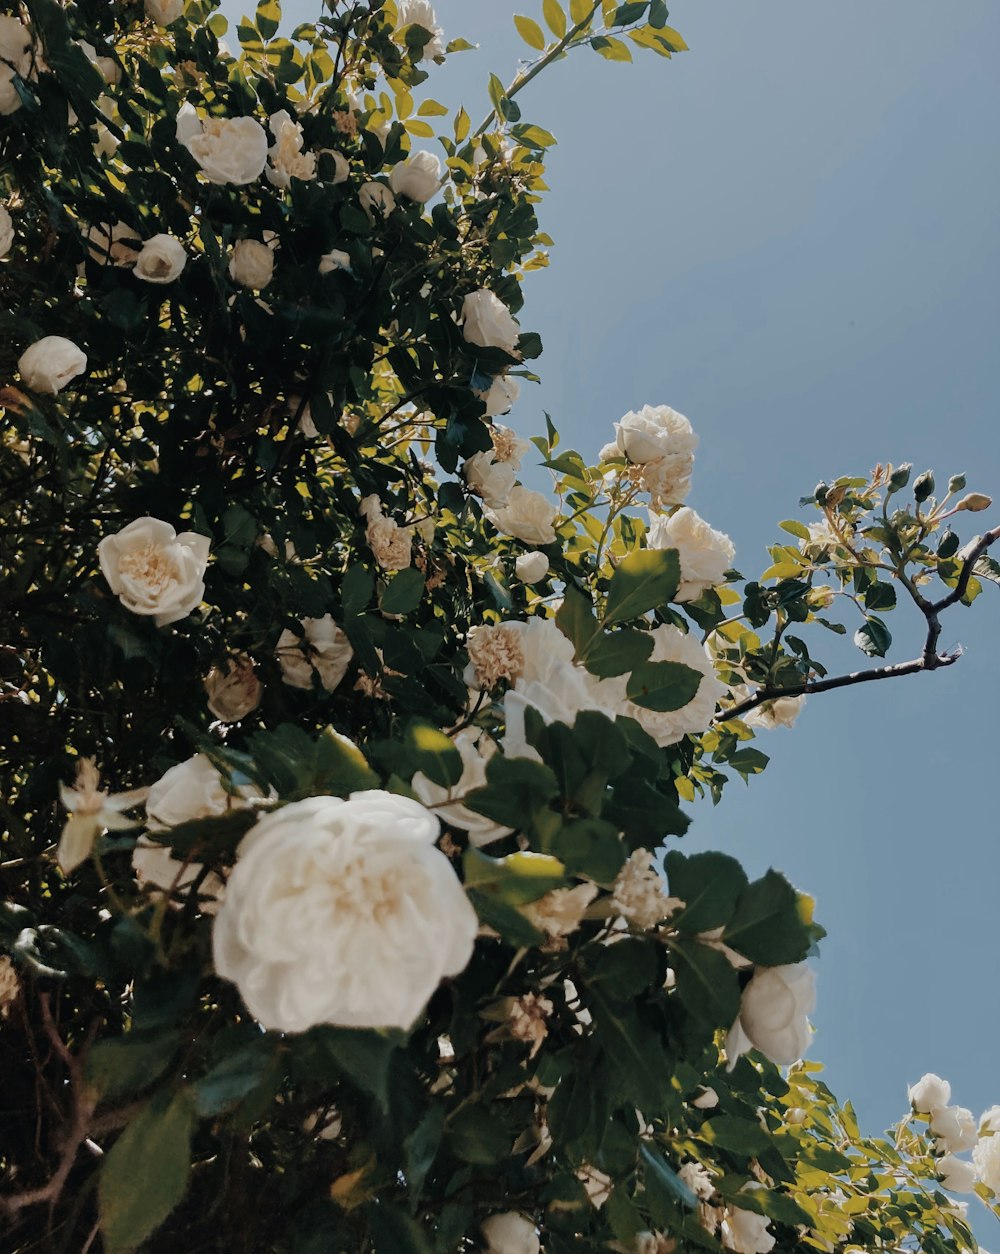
227,0,1000,1235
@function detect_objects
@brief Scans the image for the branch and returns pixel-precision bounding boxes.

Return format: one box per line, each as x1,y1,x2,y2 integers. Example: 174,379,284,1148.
717,522,1000,723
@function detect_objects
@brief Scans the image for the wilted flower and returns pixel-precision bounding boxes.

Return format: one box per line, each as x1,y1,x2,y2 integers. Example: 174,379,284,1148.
522,882,598,942
505,992,554,1058
0,956,20,1016
58,758,147,874
464,622,526,690
678,1161,715,1202
611,849,684,930
18,336,87,395
212,791,479,1031
98,516,210,626
276,616,354,692
205,655,262,722
359,181,396,221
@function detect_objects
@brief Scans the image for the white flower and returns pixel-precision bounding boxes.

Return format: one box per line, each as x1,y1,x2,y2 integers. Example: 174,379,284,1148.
76,39,119,84
319,248,351,274
0,205,13,257
973,1123,1000,1194
726,963,816,1068
212,791,478,1031
318,148,350,183
389,150,442,202
930,1105,977,1153
691,1087,719,1110
490,425,532,467
799,519,844,560
908,1072,951,1113
176,102,268,185
266,109,317,188
937,1153,976,1194
86,221,140,267
486,486,557,546
146,753,266,831
132,836,225,913
744,694,804,731
411,729,512,847
504,662,616,762
601,625,726,748
360,495,413,571
145,0,184,24
229,238,274,289
515,551,548,584
678,1160,714,1202
134,233,186,284
464,622,529,691
359,181,396,221
18,336,87,395
720,1207,775,1254
58,759,147,875
0,955,19,1015
604,405,697,508
612,849,684,930
395,0,446,60
276,615,354,692
980,1106,1000,1135
0,14,33,116
476,374,520,417
205,655,262,722
464,450,517,509
460,289,521,354
98,516,210,626
522,883,598,941
647,507,734,602
481,1212,540,1254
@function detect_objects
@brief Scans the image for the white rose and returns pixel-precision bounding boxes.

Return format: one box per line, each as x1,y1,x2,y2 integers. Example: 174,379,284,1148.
99,517,209,626
691,1087,719,1109
229,238,274,289
205,655,262,722
411,729,513,848
266,109,317,189
212,791,478,1031
720,1207,775,1254
481,1212,540,1254
176,102,268,185
463,450,517,509
726,963,816,1068
132,836,225,913
908,1072,951,1112
476,374,520,417
745,694,804,731
600,624,726,748
647,506,735,602
134,233,186,284
76,39,119,84
146,753,266,831
937,1153,976,1194
18,336,87,395
0,205,12,256
973,1125,1000,1194
359,181,396,221
460,289,521,354
145,0,184,23
319,248,351,274
389,150,442,202
980,1106,1000,1135
677,1160,714,1202
0,15,32,116
360,495,413,571
608,404,697,508
395,0,446,60
930,1105,977,1153
486,485,557,546
86,221,140,267
318,148,350,184
515,551,548,584
276,615,354,692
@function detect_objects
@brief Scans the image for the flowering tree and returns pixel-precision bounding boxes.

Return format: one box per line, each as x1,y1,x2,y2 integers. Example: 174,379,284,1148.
1,1,998,1251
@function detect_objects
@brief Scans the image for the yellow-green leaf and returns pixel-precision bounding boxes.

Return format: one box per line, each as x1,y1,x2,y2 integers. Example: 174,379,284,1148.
416,97,448,116
454,106,470,141
514,14,546,49
404,119,435,137
570,0,594,22
543,0,567,38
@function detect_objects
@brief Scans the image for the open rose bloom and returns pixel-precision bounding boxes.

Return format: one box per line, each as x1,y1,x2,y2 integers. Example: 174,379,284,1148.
98,516,210,626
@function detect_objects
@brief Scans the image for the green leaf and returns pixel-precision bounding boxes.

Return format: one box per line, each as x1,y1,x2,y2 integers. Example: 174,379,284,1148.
366,1202,435,1254
556,582,598,655
543,0,568,37
85,1031,180,1105
446,1104,512,1165
99,1090,194,1253
514,14,546,48
552,817,626,883
722,869,813,965
669,938,742,1028
380,567,425,615
665,850,748,934
311,726,380,795
312,1027,403,1112
626,659,703,711
613,1,647,24
463,848,567,904
581,627,654,678
404,720,462,788
593,33,632,60
853,615,891,657
698,1115,772,1156
464,754,559,831
571,0,595,21
589,936,658,999
863,581,897,612
255,0,281,39
341,563,374,617
778,519,811,541
587,985,668,1114
603,548,680,625
194,1038,277,1117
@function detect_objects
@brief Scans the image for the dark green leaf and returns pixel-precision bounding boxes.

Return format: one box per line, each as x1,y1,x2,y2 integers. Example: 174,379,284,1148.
380,567,425,615
626,659,703,711
404,720,462,788
665,851,748,935
853,615,891,657
723,870,813,965
86,1031,180,1104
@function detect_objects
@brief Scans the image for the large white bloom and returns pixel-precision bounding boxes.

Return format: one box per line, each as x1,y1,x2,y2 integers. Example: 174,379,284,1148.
720,1207,775,1254
411,729,512,847
176,102,268,185
601,625,726,748
930,1104,977,1154
18,336,87,395
486,485,557,546
212,791,479,1031
360,495,413,570
460,289,521,354
266,109,317,188
0,14,33,116
99,516,209,626
515,551,549,584
602,404,697,508
359,181,396,221
146,753,266,831
389,150,442,202
726,963,816,1068
145,0,184,24
0,205,13,257
134,233,186,284
476,374,520,417
229,238,274,289
481,1212,540,1254
937,1153,976,1194
908,1072,951,1113
745,694,804,731
395,0,446,60
464,450,517,509
276,615,354,692
973,1122,1000,1194
647,506,734,602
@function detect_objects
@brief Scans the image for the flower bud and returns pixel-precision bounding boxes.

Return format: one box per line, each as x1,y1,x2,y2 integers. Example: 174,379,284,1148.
957,492,991,513
948,473,967,493
888,462,912,492
813,482,828,505
936,529,960,559
912,470,935,503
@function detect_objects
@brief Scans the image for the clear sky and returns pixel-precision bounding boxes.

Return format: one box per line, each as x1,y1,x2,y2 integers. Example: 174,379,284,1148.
227,0,1000,1236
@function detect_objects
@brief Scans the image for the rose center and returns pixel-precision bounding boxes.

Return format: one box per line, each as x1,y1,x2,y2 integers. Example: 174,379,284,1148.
119,542,180,594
